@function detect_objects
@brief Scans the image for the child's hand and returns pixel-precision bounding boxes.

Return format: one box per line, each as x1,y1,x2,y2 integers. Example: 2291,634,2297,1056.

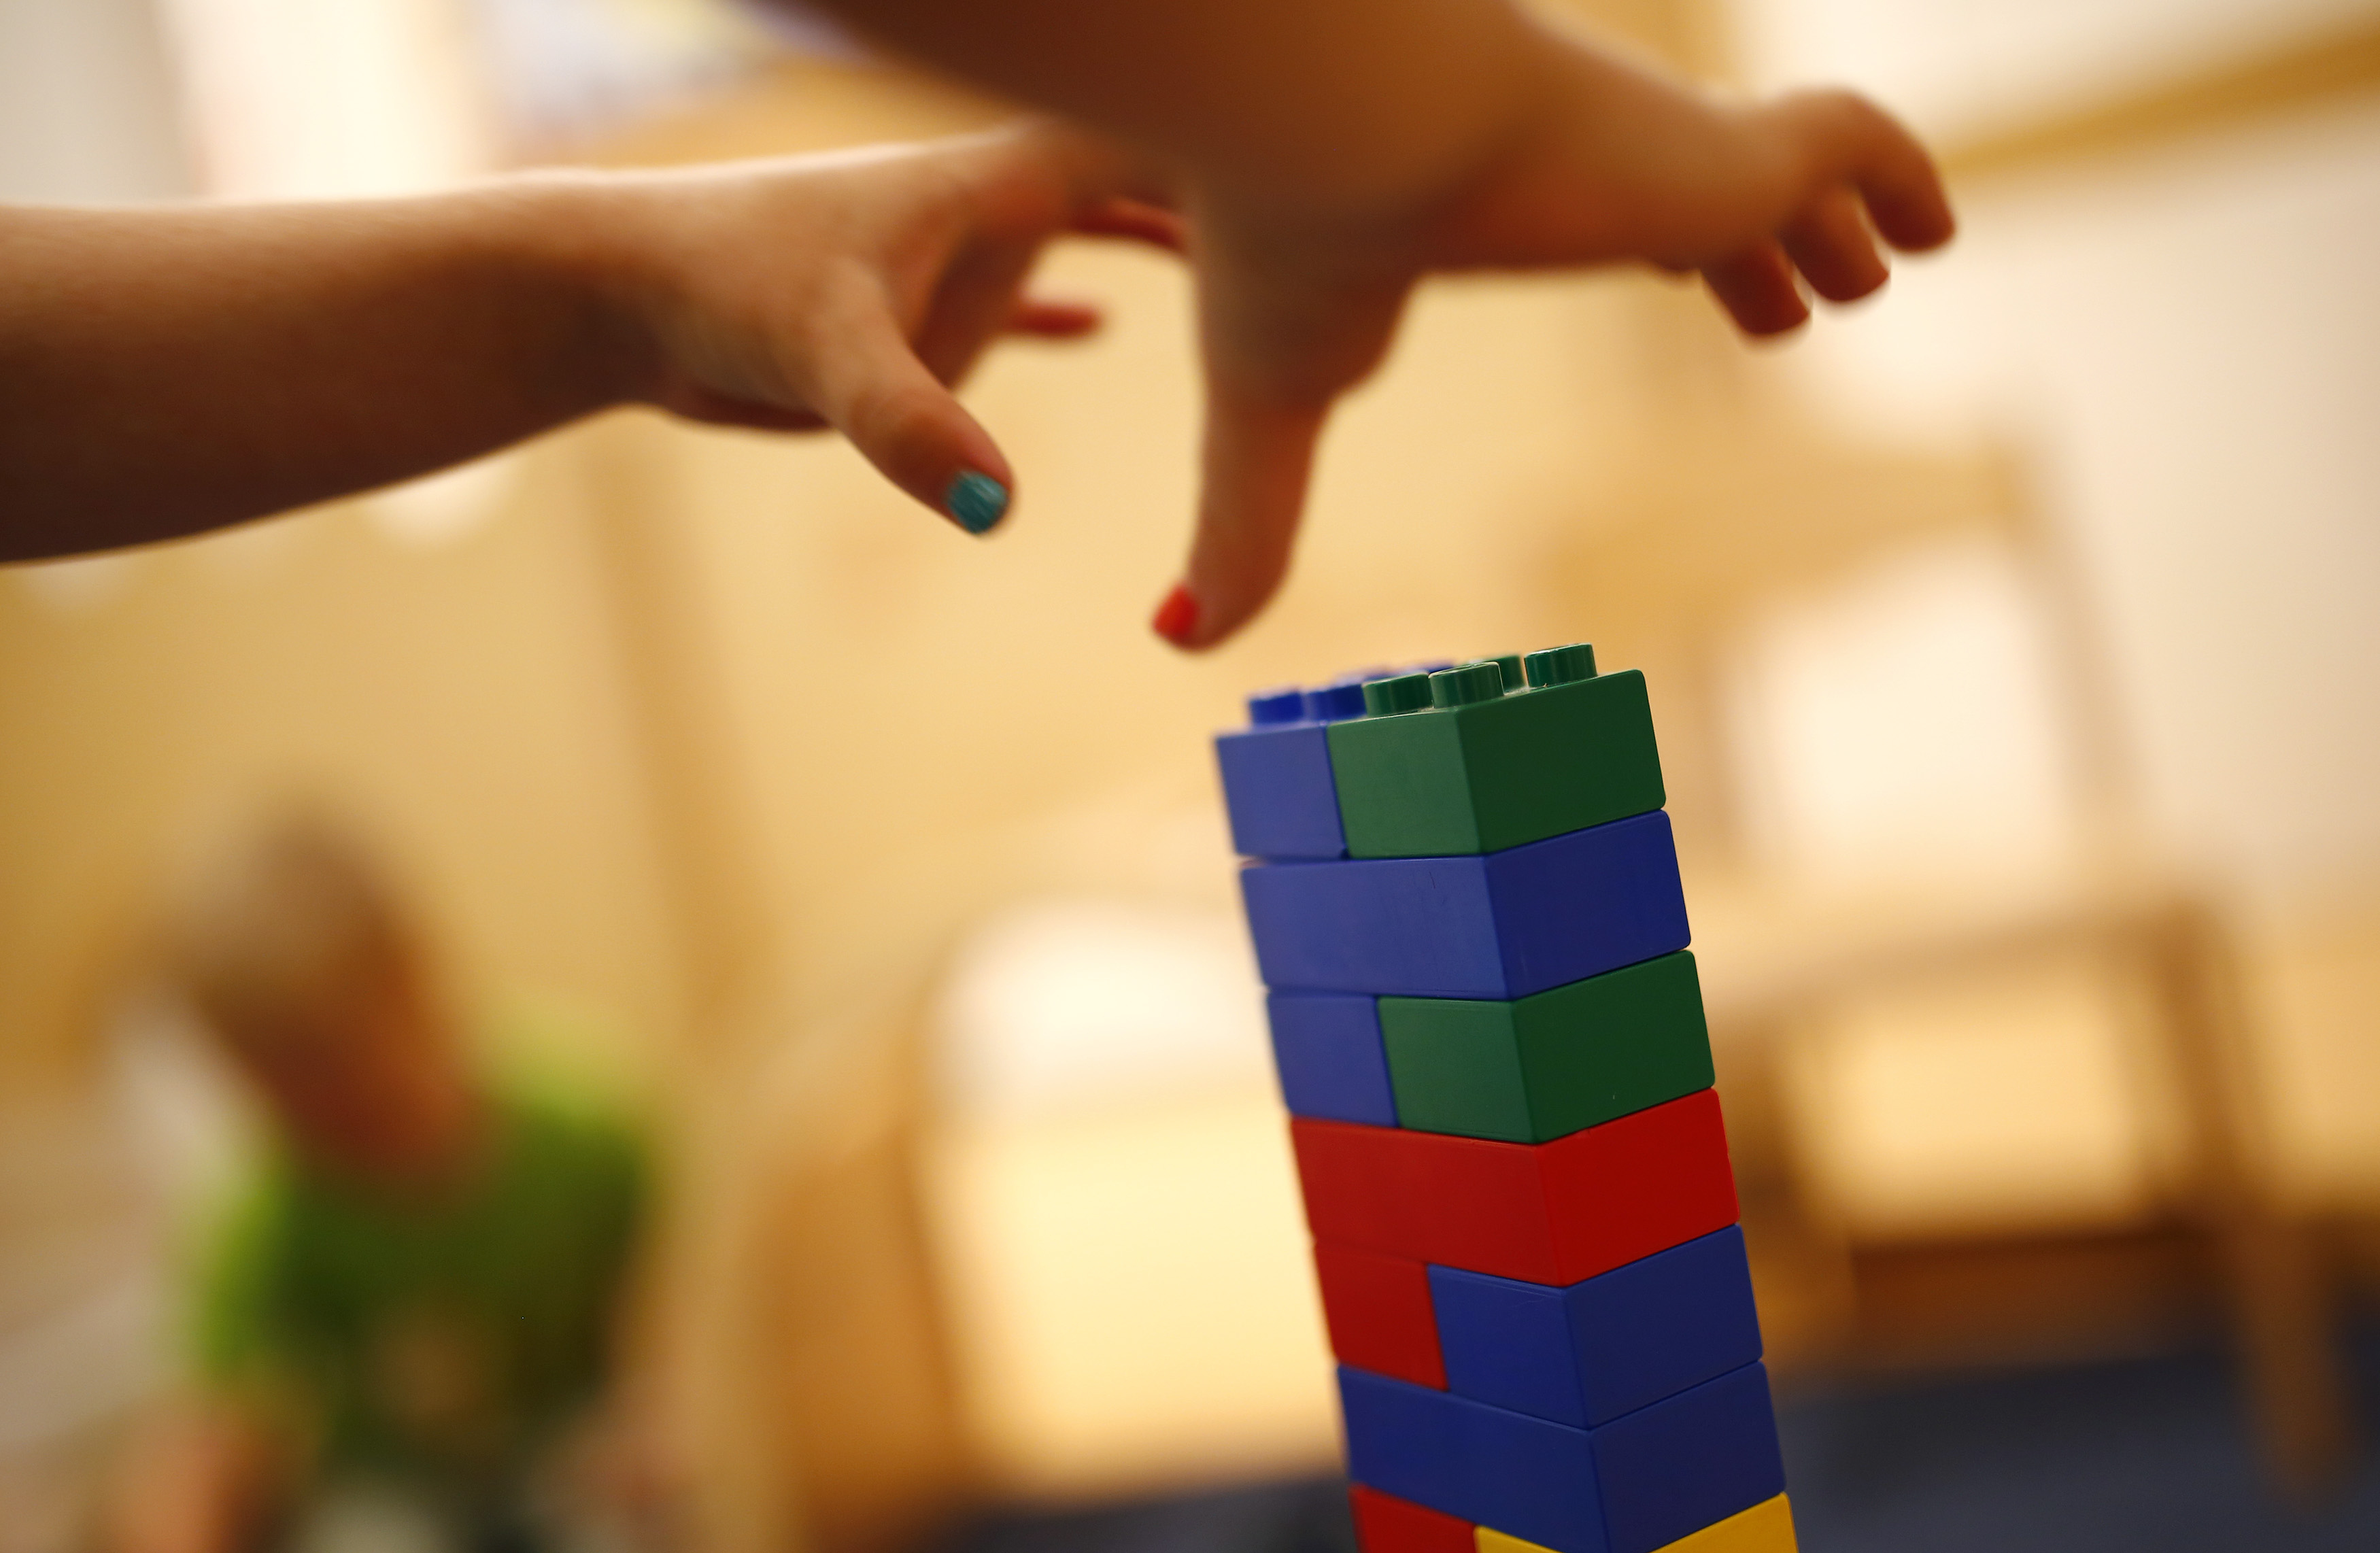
0,124,1175,562
585,123,1175,534
1158,35,1955,648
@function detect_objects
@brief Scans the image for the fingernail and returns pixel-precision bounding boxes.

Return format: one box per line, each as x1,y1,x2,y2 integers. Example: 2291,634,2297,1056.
1151,583,1199,646
945,471,1009,535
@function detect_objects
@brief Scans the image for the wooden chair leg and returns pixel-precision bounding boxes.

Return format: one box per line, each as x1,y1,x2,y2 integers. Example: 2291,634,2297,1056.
2152,904,2358,1496
1712,1017,1858,1371
2217,1205,2356,1496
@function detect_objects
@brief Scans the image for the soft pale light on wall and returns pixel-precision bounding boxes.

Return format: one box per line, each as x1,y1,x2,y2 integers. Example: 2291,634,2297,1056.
1728,0,2380,142
10,554,142,615
934,898,1273,1125
925,898,1331,1495
1725,534,2081,892
156,0,496,201
368,456,523,549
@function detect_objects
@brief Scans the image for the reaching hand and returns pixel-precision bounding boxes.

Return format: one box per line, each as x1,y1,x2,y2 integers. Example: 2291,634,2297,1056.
1155,35,1954,648
0,124,1175,562
594,123,1174,535
0,2,1954,636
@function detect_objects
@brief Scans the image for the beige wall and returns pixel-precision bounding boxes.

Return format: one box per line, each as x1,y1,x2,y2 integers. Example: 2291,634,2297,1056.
0,447,685,1093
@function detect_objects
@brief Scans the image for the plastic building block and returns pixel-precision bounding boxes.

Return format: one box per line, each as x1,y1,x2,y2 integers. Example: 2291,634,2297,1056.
1524,642,1597,687
1477,1531,1542,1553
1217,718,1342,859
1229,653,1784,1553
1315,1242,1446,1388
1340,1366,1488,1537
1476,1496,1795,1553
1289,1089,1739,1284
1381,952,1713,1143
1215,681,1368,860
1328,652,1666,859
1240,811,1690,999
1429,1226,1763,1427
1353,1487,1476,1553
1659,1496,1794,1553
1648,1496,1795,1553
1344,1367,1608,1553
1293,1118,1563,1280
1591,1363,1785,1553
1367,672,1437,715
1340,1362,1784,1553
1269,992,1399,1126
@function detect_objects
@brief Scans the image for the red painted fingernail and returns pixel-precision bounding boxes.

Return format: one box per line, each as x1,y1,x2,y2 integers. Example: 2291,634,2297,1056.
1151,583,1200,646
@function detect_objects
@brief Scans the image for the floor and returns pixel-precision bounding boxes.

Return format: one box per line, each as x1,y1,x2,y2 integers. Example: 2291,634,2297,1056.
938,1333,2380,1553
1775,1337,2380,1552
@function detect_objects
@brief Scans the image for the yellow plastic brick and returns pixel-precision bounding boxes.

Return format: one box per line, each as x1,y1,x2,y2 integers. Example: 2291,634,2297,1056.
1476,1528,1548,1553
1473,1495,1796,1553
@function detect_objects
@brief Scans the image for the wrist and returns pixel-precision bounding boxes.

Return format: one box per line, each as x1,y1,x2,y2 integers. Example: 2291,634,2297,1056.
471,171,666,417
1187,3,1565,229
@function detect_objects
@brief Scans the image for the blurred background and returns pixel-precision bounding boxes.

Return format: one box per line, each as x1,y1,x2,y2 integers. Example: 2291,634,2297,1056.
2,0,2377,1550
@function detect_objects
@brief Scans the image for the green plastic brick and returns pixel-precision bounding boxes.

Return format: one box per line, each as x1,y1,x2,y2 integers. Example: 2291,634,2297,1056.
1325,664,1665,858
1379,951,1714,1143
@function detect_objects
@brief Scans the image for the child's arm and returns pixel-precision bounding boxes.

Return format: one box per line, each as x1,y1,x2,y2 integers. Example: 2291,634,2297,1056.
810,0,1956,647
0,125,1150,564
5,1,1952,652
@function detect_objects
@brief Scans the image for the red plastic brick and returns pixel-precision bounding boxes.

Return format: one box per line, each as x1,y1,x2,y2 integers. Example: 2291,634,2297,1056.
1542,1089,1739,1283
1314,1242,1447,1388
1289,1089,1739,1284
1293,1116,1555,1272
1350,1484,1475,1553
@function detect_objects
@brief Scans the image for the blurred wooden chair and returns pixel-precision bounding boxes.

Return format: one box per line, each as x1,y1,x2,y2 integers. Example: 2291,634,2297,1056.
1518,279,2355,1492
1521,0,2377,1492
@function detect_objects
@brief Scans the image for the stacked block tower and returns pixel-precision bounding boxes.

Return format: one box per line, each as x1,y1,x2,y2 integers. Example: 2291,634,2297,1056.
1216,645,1795,1553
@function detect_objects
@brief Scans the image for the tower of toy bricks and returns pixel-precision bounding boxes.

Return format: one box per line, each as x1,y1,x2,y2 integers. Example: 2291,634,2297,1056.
1215,644,1795,1553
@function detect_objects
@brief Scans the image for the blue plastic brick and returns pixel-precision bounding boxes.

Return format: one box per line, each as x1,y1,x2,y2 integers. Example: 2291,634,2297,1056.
1338,1361,1783,1553
1465,1396,1614,1553
1306,680,1374,722
1339,1365,1478,1524
1240,811,1690,997
1268,991,1398,1125
1591,1362,1785,1553
1429,1227,1763,1427
1216,719,1344,860
1340,1367,1607,1553
1213,679,1376,860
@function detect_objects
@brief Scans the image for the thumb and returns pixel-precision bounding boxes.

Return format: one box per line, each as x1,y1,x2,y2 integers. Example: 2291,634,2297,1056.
799,280,1016,536
1156,387,1329,649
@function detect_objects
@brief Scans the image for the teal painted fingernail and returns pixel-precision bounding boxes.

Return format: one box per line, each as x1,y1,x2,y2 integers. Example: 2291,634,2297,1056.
946,471,1008,534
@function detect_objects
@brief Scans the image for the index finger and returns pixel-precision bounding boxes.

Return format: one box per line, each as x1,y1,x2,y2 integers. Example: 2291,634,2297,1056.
1763,89,1955,253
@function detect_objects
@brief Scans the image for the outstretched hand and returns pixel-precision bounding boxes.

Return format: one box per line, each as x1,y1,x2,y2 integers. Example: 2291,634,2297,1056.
1,49,1942,643
0,125,1173,562
1,0,1952,655
1159,35,1954,647
599,124,1176,534
613,50,1948,652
